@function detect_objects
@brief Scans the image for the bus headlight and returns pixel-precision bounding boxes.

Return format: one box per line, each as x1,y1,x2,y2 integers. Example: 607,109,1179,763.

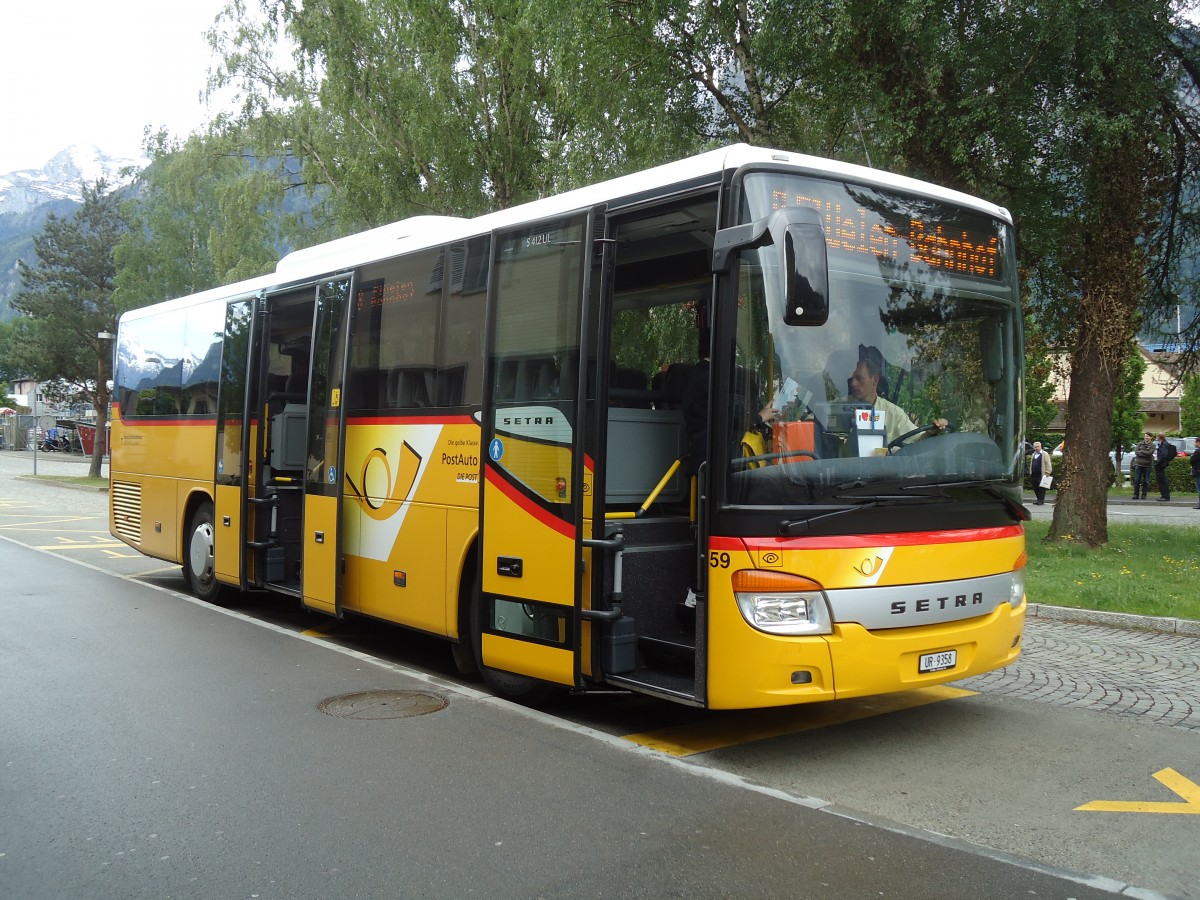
732,570,833,636
1010,551,1027,607
1009,568,1025,607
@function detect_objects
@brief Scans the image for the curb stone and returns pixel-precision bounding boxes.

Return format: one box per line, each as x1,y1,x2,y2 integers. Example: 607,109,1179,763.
15,475,108,493
1028,601,1200,637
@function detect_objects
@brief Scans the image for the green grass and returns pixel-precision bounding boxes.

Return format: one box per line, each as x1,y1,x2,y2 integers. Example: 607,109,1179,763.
33,474,109,490
1024,519,1200,621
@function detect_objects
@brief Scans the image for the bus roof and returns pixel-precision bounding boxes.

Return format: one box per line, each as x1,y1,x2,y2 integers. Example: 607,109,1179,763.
121,144,1013,323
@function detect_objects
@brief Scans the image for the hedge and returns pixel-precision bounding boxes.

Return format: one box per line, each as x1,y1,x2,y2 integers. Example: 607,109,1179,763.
1023,454,1195,493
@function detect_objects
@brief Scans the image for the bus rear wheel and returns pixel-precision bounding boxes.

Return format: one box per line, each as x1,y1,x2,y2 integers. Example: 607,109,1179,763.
184,501,222,603
470,583,553,705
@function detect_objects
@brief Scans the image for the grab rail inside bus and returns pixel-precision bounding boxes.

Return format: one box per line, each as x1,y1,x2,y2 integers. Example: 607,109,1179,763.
604,457,685,520
580,531,625,621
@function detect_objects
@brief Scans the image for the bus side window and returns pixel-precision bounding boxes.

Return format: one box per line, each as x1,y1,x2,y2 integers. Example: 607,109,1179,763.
355,247,443,411
346,368,382,410
439,235,489,408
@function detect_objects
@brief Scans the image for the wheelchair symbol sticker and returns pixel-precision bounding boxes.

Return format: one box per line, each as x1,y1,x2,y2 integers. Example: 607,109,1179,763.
328,466,337,484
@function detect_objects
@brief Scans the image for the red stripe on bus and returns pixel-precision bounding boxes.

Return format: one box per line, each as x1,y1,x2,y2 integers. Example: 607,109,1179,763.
710,525,1023,551
110,417,216,426
346,414,476,426
484,465,575,540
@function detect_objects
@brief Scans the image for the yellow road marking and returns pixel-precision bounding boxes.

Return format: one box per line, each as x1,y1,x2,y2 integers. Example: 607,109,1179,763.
33,541,129,551
1076,768,1200,814
301,620,374,640
302,621,344,638
130,565,183,576
623,685,977,757
0,517,102,529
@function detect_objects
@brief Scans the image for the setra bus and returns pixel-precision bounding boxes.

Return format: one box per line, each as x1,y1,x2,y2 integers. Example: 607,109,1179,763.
110,144,1027,709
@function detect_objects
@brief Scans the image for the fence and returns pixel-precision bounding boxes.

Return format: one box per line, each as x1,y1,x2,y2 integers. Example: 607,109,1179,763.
0,415,97,453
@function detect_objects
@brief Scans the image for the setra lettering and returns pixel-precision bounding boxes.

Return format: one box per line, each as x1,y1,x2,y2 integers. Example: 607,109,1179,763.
890,592,984,615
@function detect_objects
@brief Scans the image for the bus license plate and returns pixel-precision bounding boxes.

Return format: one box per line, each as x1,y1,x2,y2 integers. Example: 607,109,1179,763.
919,650,957,673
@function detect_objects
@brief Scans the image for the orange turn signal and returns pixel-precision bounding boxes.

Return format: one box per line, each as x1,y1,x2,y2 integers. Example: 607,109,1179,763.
732,569,823,593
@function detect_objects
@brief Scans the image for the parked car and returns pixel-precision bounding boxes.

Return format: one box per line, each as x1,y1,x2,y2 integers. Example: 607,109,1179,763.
1166,436,1197,458
1052,438,1192,481
1109,450,1132,482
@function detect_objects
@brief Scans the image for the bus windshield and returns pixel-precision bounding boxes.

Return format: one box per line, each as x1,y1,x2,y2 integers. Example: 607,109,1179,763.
725,173,1021,507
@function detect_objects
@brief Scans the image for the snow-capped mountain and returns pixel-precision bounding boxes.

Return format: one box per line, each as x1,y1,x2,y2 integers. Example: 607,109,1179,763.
0,145,143,216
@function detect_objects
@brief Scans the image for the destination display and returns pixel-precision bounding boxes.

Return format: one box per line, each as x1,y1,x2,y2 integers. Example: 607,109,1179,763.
749,175,1006,282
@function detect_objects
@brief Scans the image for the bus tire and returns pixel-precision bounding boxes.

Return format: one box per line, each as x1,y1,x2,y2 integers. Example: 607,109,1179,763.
470,582,553,705
184,501,222,603
450,556,481,677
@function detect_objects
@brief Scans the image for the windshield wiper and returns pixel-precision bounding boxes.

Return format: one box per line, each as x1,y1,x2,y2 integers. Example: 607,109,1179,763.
896,479,1029,519
900,479,1003,493
834,477,946,499
779,502,879,536
830,478,1030,521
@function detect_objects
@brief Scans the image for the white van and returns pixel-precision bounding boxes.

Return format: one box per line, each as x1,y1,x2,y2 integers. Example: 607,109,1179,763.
1167,436,1197,458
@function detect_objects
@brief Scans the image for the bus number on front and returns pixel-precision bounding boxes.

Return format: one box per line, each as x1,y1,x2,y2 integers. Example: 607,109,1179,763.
709,551,730,569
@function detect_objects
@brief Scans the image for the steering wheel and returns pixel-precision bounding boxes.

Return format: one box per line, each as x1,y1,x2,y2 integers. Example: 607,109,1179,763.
887,422,951,451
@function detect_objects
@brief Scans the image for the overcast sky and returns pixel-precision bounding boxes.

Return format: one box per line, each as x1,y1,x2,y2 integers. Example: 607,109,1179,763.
0,0,235,174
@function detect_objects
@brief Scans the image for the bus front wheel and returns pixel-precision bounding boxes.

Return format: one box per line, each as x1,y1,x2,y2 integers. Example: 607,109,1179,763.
184,502,222,603
470,583,553,705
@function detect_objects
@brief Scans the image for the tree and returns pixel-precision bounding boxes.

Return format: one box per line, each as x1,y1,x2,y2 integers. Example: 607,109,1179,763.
1035,2,1181,547
0,319,29,385
607,0,871,159
115,130,295,311
1023,316,1060,437
207,0,694,232
12,182,128,477
791,0,1196,547
1181,371,1200,434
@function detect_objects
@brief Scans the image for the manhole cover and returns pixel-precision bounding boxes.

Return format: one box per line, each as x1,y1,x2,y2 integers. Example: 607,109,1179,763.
318,690,448,719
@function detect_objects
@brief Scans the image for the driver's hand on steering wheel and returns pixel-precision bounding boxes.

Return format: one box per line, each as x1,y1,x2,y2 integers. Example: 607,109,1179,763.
933,418,949,431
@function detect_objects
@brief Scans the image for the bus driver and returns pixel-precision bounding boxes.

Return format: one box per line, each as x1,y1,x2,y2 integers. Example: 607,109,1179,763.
847,349,947,446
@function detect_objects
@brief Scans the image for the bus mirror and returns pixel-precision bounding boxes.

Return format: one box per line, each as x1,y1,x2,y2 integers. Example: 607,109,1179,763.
770,209,828,326
711,207,827,325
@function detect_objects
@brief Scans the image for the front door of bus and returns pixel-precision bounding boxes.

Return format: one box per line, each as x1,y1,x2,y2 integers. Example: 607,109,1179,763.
479,211,597,687
300,277,354,615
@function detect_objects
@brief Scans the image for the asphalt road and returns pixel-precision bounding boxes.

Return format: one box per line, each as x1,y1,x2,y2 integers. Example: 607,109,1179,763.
1,450,1198,898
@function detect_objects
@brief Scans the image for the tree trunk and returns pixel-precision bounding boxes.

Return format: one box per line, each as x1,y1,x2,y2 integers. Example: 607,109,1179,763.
1046,135,1147,547
1048,337,1117,546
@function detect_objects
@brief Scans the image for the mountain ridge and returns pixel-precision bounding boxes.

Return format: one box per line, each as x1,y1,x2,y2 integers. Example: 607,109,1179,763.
0,146,143,321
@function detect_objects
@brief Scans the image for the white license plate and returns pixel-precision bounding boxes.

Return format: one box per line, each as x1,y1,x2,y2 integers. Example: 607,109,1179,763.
919,649,957,673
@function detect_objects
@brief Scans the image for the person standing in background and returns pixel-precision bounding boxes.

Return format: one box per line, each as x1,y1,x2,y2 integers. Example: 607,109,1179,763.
1028,441,1052,505
1154,432,1176,501
1191,445,1200,508
1131,431,1155,500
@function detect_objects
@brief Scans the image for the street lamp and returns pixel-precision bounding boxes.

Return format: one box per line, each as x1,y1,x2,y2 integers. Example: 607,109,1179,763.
97,331,116,462
31,379,39,475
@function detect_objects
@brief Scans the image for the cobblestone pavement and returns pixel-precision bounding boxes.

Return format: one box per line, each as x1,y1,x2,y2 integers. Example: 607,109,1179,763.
959,617,1200,733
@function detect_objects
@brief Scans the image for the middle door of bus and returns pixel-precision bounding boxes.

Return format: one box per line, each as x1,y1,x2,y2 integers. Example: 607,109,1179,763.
299,276,354,615
229,276,353,614
479,211,599,687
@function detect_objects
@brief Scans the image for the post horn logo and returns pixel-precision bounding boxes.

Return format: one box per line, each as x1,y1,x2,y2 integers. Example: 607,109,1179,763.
345,442,423,520
854,556,883,577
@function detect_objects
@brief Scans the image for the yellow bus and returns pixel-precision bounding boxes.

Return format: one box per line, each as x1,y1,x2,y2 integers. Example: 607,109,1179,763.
111,144,1027,708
